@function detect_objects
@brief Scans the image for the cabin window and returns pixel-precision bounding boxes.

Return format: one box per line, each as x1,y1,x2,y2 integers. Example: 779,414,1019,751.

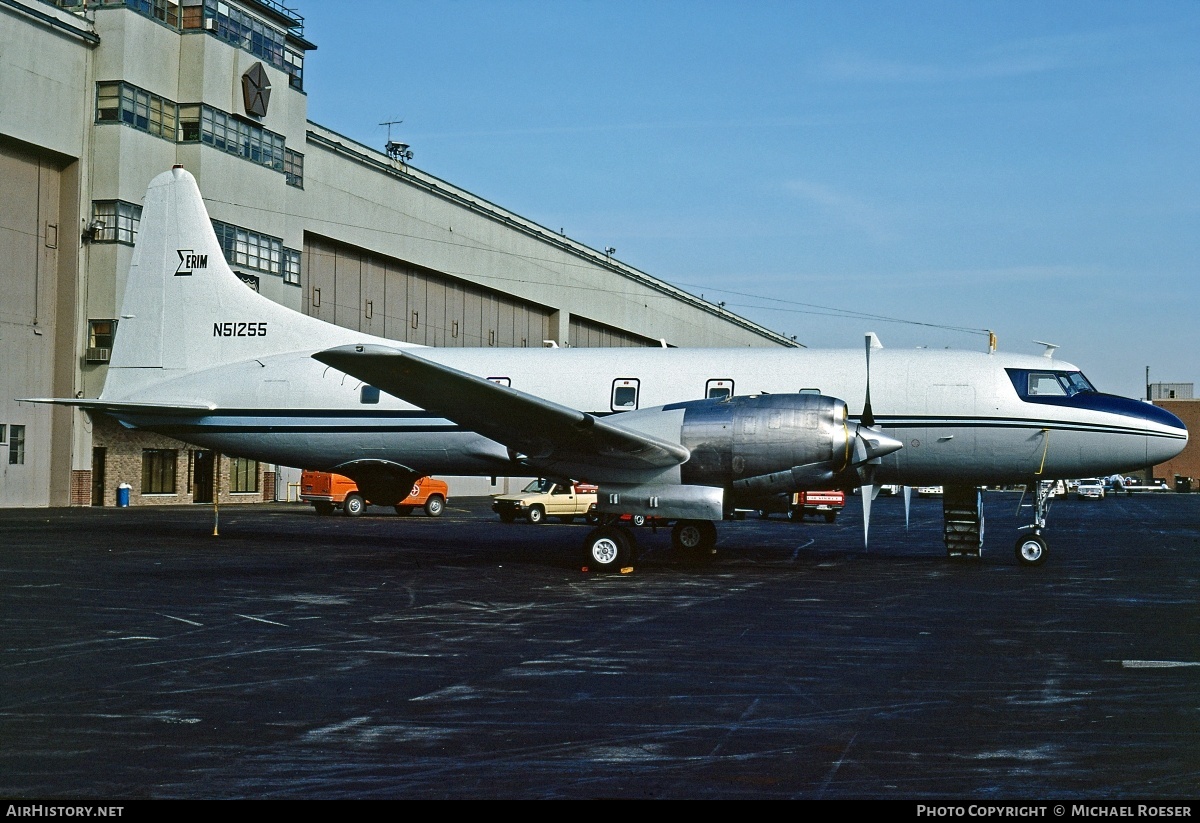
611,379,640,411
706,379,733,399
360,385,380,404
487,377,511,387
799,388,821,395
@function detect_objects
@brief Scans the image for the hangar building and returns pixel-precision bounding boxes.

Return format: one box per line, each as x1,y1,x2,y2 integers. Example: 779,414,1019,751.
0,0,797,508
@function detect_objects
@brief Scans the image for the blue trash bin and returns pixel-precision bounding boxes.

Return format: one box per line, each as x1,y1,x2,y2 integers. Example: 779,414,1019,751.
116,483,131,507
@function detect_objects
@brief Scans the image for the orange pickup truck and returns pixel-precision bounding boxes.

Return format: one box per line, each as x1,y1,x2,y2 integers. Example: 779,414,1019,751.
300,470,448,517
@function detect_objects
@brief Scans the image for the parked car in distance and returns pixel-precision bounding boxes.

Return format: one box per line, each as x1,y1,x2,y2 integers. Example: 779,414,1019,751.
1075,478,1106,500
492,479,599,524
300,470,448,517
757,489,846,523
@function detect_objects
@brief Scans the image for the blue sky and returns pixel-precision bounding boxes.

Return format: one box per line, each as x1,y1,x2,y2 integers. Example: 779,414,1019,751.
300,0,1198,398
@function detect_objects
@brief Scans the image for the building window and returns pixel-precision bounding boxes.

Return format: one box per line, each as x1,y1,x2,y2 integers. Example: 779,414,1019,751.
97,84,287,174
8,426,24,465
90,201,142,244
192,0,306,91
230,457,259,493
142,449,177,494
283,248,301,285
212,220,282,276
189,106,285,172
95,82,178,141
284,149,304,188
86,319,118,363
97,0,181,28
0,424,6,444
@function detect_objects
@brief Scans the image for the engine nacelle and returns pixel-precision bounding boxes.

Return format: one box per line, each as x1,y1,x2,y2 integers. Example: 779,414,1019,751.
677,393,854,488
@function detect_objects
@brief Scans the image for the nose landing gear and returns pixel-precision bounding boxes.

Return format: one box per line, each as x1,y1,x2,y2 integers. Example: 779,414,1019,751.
1013,480,1056,567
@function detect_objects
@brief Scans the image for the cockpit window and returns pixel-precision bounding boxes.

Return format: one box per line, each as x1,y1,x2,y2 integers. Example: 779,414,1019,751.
1028,373,1067,397
1007,369,1097,400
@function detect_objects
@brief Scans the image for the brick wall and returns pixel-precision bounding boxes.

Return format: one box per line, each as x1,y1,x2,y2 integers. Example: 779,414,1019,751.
90,414,268,506
70,471,91,506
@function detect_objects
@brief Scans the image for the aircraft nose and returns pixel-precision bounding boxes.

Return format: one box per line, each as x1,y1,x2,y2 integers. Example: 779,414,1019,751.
1146,413,1188,466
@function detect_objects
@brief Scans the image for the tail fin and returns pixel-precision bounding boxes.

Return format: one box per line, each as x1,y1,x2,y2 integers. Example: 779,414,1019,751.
104,166,398,399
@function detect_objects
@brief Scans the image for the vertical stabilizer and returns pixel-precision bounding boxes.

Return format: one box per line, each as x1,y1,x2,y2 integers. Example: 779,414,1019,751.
103,166,392,399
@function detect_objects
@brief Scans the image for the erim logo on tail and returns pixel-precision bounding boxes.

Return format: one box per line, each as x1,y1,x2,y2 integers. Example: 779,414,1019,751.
175,249,208,276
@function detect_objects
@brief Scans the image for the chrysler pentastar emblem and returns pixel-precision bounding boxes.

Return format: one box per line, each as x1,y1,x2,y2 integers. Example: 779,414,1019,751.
241,62,271,117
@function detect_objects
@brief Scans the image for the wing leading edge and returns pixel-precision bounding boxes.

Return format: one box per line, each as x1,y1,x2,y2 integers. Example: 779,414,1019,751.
312,344,690,471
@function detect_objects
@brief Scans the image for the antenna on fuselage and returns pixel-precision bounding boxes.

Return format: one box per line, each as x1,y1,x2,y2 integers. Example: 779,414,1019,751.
1033,340,1059,359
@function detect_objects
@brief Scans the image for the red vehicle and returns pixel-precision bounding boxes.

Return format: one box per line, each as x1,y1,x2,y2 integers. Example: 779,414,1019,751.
757,489,846,523
300,470,448,517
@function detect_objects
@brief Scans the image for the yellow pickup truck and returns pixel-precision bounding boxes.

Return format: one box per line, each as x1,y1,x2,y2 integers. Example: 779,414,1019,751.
492,479,600,524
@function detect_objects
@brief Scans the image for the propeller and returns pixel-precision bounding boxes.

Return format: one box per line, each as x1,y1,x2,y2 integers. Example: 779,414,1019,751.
856,332,897,547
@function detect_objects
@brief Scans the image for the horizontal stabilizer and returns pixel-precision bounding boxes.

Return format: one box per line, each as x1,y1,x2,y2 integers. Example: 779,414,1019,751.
20,398,215,415
313,345,690,470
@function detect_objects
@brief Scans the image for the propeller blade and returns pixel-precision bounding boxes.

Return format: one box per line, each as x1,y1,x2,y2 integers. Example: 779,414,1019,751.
862,333,875,428
861,483,873,548
903,485,912,530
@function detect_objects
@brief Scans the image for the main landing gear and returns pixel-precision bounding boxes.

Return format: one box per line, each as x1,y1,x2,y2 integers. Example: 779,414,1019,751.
582,518,718,572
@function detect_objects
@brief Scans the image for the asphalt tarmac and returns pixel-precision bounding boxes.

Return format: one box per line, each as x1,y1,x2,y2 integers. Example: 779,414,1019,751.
1,491,1198,800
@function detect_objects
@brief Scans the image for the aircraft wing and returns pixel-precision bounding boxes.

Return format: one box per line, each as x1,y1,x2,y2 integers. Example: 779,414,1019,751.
313,344,690,470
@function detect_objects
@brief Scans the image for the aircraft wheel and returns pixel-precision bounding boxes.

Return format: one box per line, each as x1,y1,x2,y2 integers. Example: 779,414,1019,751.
1015,533,1048,567
527,505,546,525
424,495,445,517
342,493,366,517
672,520,717,562
583,525,633,572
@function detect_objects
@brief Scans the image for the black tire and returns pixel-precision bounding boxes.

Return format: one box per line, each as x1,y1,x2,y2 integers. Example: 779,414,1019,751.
788,507,804,522
585,506,600,525
758,509,770,520
631,514,646,527
342,493,366,517
527,505,546,525
313,502,334,516
424,495,445,517
671,519,718,562
1015,533,1048,567
824,511,837,523
583,525,633,572
394,505,414,516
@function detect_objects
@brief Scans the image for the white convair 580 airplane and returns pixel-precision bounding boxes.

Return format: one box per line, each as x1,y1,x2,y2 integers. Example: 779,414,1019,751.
32,167,1188,569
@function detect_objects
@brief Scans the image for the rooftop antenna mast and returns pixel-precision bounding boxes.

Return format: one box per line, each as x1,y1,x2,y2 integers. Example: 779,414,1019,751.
381,120,413,168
